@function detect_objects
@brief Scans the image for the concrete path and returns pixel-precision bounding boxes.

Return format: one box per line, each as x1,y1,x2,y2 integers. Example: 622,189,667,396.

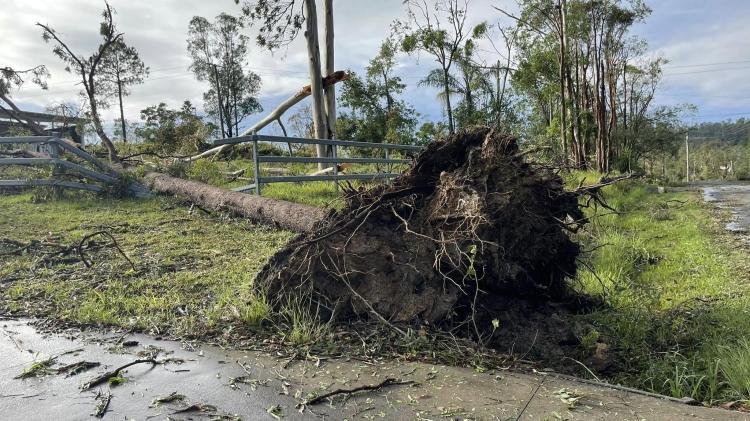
0,318,745,420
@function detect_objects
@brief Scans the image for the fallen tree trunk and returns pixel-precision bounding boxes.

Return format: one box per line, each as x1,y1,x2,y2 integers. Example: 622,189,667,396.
143,172,328,233
255,128,587,329
186,71,349,162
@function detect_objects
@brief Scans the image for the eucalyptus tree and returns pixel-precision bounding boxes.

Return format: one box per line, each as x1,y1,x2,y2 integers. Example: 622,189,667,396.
235,0,337,167
187,13,262,138
396,0,472,135
98,38,149,143
504,0,657,171
37,2,122,162
339,38,418,146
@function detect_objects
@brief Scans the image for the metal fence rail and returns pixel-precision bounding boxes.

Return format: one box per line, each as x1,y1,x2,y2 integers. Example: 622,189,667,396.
213,134,422,195
0,136,117,194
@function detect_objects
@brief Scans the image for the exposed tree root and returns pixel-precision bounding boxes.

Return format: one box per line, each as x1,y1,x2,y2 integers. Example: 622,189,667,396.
256,128,593,350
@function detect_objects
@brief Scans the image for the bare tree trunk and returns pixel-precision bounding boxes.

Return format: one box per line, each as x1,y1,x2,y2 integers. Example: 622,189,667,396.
212,63,226,139
323,0,336,151
87,87,119,163
304,0,328,169
143,172,327,233
443,68,455,134
558,0,569,164
116,71,127,143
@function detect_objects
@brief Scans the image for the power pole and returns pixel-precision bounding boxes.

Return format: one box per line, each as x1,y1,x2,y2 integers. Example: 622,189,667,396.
685,131,690,183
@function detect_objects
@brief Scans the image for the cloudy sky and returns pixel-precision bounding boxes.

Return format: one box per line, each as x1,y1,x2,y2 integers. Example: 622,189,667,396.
2,0,750,137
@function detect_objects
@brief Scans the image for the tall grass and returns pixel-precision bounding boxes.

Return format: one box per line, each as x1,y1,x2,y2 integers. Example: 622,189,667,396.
573,176,750,404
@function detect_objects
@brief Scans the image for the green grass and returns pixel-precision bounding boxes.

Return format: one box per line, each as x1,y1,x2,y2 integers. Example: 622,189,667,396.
6,170,750,405
573,178,750,404
169,156,407,208
0,193,294,338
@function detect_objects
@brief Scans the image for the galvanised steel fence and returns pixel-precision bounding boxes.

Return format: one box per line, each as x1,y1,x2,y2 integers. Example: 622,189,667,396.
212,134,422,195
0,136,117,193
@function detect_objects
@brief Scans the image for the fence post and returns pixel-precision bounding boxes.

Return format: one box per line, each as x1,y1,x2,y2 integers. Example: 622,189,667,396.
49,138,63,199
253,138,262,196
384,148,391,184
332,144,339,193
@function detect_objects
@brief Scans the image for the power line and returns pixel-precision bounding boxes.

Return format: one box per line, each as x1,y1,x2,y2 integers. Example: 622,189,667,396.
664,59,750,69
663,65,750,76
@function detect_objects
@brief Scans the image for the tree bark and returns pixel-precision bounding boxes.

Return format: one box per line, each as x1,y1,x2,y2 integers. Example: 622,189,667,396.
558,0,569,165
143,172,328,233
323,0,336,147
185,71,348,162
443,68,455,134
303,0,328,169
116,70,127,143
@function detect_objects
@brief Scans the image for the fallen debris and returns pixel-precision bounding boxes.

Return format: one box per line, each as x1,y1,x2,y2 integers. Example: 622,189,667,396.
150,392,187,407
81,358,157,390
77,230,136,272
56,361,100,377
92,391,112,418
303,378,415,406
14,357,56,379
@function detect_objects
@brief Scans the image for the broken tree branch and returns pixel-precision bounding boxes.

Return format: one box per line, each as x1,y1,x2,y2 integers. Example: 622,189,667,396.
185,71,349,162
77,230,136,272
303,378,414,406
80,358,157,390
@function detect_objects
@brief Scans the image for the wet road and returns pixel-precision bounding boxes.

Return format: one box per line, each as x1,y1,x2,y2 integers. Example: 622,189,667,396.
0,318,745,420
701,182,750,232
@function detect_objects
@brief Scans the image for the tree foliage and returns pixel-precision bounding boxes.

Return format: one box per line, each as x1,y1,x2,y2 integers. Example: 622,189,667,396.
135,101,215,153
187,13,263,139
338,38,418,147
37,2,123,161
98,38,149,142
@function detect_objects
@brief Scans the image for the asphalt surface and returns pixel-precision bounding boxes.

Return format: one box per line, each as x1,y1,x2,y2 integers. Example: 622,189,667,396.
702,182,750,232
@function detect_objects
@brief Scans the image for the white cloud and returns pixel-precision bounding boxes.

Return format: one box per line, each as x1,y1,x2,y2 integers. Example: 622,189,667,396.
1,0,518,133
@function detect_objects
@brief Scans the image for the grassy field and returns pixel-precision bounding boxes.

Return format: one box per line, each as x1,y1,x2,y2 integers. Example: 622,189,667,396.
0,193,293,338
572,178,750,404
2,177,750,404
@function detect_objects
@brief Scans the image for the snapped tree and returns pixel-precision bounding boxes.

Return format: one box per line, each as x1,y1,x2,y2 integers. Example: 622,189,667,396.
37,2,123,162
237,0,336,167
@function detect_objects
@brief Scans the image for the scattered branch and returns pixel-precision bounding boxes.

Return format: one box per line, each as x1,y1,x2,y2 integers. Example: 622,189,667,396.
80,358,157,390
303,378,414,406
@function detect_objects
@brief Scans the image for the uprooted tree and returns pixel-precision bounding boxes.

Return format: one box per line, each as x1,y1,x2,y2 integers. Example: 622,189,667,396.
145,126,626,350
254,128,592,335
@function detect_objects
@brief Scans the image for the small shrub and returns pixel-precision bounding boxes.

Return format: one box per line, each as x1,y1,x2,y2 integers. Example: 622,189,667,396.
187,160,223,185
